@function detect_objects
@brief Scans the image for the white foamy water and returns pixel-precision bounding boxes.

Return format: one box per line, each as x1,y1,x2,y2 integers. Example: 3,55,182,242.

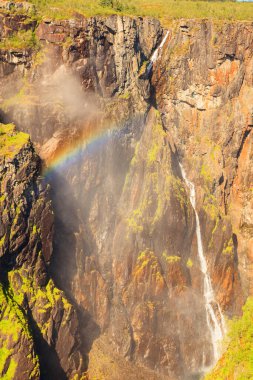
147,31,170,74
179,163,226,365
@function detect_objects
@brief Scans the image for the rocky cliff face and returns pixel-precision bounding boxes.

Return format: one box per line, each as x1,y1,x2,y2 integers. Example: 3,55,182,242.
0,7,252,380
0,123,87,379
0,13,161,142
153,19,253,304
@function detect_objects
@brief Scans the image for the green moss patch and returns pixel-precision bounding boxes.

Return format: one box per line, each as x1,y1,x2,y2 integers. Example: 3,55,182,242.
162,252,181,264
0,124,29,159
0,30,38,50
0,282,37,379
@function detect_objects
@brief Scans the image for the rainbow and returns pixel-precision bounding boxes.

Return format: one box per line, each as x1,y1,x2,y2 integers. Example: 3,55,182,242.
43,122,119,178
43,112,145,178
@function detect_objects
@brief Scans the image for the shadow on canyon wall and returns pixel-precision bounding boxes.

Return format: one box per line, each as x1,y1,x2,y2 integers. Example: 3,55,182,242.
48,169,101,356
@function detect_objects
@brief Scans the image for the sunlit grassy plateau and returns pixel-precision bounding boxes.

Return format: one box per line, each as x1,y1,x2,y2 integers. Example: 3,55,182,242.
12,0,253,24
0,0,252,49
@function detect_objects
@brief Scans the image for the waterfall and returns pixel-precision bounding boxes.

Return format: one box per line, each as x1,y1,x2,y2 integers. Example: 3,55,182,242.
179,163,226,365
146,31,169,74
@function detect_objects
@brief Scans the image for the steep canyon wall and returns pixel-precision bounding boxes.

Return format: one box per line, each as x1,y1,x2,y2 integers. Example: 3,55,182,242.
0,10,252,380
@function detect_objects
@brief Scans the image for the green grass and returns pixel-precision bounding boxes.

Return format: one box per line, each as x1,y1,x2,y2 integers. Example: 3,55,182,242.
130,0,253,22
26,0,253,23
205,297,253,380
0,30,38,50
29,0,128,19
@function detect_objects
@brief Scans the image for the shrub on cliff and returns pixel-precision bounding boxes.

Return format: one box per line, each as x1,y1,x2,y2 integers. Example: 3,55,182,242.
99,0,130,11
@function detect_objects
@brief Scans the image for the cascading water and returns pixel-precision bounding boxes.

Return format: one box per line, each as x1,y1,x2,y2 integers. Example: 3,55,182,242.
179,163,226,365
146,30,170,74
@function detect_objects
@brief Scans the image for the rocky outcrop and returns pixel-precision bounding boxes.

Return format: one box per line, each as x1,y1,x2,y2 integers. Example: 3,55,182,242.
0,8,36,39
0,123,87,379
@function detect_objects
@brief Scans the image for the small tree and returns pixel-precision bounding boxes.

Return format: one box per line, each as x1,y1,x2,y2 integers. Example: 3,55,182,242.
113,0,124,11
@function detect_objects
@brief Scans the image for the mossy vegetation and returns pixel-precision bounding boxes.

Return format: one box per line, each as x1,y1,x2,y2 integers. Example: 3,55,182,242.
134,249,164,284
171,176,189,210
32,225,40,236
147,122,166,167
119,91,131,100
136,250,157,272
0,194,6,204
170,39,190,60
200,163,213,185
195,139,228,252
0,234,6,248
198,146,224,244
186,258,193,268
127,210,144,233
0,30,38,50
162,252,181,264
0,123,29,159
203,193,220,221
125,111,189,234
222,237,234,255
1,286,30,340
10,205,22,238
8,268,72,338
205,298,253,380
125,120,165,233
138,60,148,76
1,357,17,380
0,282,38,380
0,347,13,376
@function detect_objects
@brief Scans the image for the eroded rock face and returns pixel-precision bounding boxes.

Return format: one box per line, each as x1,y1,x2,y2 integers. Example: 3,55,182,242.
48,107,237,379
0,13,162,142
0,9,36,39
153,19,252,310
0,123,87,379
41,18,247,379
0,11,252,380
